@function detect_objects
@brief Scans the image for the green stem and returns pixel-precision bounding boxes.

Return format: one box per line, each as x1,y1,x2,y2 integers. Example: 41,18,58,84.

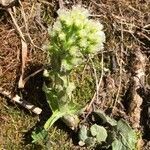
44,110,66,130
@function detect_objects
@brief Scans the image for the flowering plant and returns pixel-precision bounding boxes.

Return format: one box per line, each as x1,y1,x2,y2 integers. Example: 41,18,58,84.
32,5,105,143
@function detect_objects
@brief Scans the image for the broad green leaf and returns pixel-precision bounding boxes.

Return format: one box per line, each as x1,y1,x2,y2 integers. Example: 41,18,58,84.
43,84,59,112
116,119,138,150
78,125,88,145
90,124,97,136
112,139,123,150
94,110,117,126
106,130,117,146
90,124,107,143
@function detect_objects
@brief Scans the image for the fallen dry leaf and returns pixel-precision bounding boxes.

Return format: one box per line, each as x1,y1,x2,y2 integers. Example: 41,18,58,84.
18,39,27,88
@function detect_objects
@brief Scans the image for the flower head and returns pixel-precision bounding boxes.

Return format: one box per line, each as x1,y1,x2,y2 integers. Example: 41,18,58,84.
48,5,105,72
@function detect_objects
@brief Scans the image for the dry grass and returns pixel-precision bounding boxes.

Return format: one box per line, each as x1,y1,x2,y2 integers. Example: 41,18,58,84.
0,0,150,149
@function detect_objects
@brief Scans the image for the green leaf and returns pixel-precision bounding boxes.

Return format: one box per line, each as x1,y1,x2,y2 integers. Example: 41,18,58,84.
112,139,123,150
31,128,48,143
90,124,97,136
94,110,117,126
90,124,107,143
66,82,75,99
106,130,117,146
78,125,88,145
44,102,80,131
61,103,82,130
44,110,65,130
85,137,96,147
43,84,59,112
116,119,138,150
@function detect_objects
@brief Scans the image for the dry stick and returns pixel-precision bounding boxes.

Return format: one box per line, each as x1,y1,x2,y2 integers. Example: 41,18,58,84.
112,14,141,29
58,0,64,9
81,58,90,82
0,87,42,114
23,68,44,85
137,31,150,41
34,3,46,31
19,0,44,51
40,0,53,6
111,14,123,114
116,27,146,46
7,8,25,41
7,8,28,88
143,24,150,29
113,14,149,32
91,0,108,7
85,50,104,118
89,57,99,103
89,14,104,17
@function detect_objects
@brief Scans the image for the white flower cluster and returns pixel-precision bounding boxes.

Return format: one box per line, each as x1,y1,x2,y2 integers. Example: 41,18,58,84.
49,5,105,72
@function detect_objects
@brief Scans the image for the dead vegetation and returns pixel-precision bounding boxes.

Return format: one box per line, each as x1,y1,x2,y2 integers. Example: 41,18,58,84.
0,0,150,149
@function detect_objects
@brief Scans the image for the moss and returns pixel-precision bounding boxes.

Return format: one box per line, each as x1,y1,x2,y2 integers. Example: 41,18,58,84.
72,56,102,104
0,98,38,149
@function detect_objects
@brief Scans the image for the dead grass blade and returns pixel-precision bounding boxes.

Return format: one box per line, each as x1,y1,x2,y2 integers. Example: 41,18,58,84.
23,68,44,85
7,8,28,88
18,39,27,88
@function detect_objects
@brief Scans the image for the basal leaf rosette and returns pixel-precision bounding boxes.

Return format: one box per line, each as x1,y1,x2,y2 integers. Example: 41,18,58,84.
49,5,105,72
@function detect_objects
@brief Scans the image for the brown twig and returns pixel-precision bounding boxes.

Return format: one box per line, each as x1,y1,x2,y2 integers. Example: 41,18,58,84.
23,68,44,85
58,0,64,9
0,87,42,114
